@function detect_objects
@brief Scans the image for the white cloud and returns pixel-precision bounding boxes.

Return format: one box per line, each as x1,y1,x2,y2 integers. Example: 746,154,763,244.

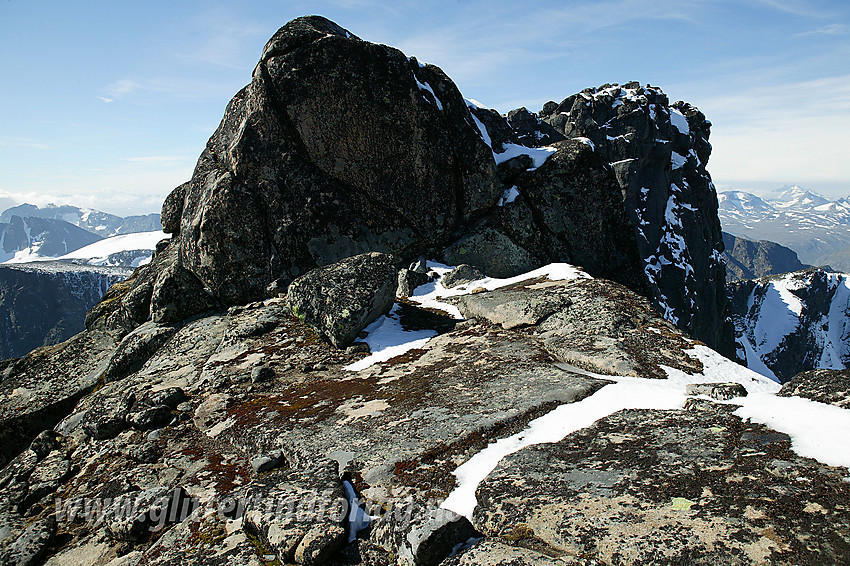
0,136,51,150
797,23,849,36
98,96,114,103
683,74,850,187
104,79,141,98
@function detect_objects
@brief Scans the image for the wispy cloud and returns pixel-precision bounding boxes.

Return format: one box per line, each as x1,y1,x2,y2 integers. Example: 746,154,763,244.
0,136,51,150
683,74,850,185
101,76,242,102
97,96,114,103
797,23,849,36
121,155,191,166
755,0,834,18
104,79,142,99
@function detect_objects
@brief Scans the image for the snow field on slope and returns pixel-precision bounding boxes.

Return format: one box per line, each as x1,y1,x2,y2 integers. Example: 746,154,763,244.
58,231,167,262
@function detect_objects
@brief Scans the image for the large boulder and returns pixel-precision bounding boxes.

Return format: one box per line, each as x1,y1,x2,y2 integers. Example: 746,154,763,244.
169,16,500,306
285,252,397,348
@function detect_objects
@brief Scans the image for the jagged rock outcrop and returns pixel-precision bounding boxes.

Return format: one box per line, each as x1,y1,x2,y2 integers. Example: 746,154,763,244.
728,268,850,382
0,262,129,359
528,83,733,355
86,20,725,356
723,231,808,282
164,16,499,306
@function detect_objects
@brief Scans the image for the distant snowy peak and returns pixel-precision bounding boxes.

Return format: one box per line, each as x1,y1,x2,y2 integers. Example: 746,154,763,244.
0,203,161,237
4,230,166,268
769,185,832,210
717,187,850,271
729,268,850,382
0,216,102,263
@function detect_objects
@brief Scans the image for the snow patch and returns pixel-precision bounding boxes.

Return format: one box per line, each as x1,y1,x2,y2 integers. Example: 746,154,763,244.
670,108,690,135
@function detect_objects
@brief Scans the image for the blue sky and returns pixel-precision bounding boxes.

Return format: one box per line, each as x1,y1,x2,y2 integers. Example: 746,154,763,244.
1,0,848,215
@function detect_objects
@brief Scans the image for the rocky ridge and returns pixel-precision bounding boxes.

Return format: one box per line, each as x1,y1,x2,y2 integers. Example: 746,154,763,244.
1,15,849,566
722,232,809,283
85,17,731,358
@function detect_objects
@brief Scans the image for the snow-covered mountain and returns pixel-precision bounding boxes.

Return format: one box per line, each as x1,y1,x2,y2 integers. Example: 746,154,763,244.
718,186,850,271
54,231,167,267
0,203,164,267
0,216,102,263
0,203,160,237
728,268,850,382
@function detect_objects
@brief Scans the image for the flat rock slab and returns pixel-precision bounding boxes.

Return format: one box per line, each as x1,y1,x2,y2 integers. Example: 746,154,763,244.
473,401,850,564
0,330,116,467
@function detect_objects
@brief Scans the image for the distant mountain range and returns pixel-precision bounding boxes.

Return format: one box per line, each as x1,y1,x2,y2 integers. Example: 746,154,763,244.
718,185,850,272
0,203,163,266
0,203,160,237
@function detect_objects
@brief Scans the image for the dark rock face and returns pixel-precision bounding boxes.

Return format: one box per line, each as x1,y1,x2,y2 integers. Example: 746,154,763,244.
0,262,129,359
534,83,733,355
166,15,499,306
778,368,850,408
728,268,850,382
723,231,808,282
504,139,649,294
285,252,397,348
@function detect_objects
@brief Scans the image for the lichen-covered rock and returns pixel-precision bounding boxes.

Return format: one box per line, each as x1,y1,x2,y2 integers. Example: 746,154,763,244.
441,264,485,289
0,516,55,566
442,540,562,565
370,505,478,566
150,253,217,324
242,462,348,564
102,322,178,383
0,330,116,468
83,392,135,440
473,402,850,564
396,268,431,298
686,382,748,400
285,252,397,348
455,286,572,330
161,182,187,235
778,368,850,408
